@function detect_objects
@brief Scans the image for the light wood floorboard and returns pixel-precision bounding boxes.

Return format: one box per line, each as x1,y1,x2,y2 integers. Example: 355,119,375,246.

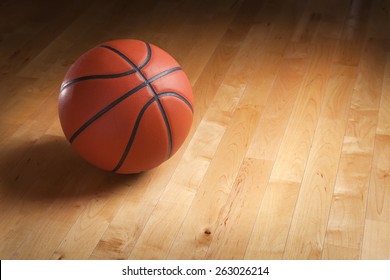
1,0,389,259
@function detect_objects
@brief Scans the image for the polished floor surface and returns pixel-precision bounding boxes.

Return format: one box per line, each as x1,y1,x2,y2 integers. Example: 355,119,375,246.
0,0,389,259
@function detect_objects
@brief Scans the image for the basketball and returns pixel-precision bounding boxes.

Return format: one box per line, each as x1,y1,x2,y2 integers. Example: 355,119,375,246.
58,39,194,174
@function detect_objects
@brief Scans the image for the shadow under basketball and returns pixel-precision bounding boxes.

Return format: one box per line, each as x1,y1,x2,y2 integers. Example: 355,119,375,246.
0,135,142,201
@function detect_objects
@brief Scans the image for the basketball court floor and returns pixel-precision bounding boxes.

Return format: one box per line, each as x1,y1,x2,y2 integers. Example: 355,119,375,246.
0,0,389,259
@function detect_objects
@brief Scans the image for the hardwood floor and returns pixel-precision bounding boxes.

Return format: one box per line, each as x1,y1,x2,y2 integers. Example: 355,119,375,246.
0,0,389,260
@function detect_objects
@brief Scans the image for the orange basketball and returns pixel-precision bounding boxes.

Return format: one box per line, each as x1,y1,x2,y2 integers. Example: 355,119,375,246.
58,39,194,174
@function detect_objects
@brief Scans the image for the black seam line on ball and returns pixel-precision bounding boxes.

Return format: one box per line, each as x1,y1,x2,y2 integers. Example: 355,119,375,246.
112,96,156,172
112,92,192,173
100,45,174,160
62,42,151,92
148,66,182,83
138,42,152,69
60,69,136,92
68,67,182,144
69,82,146,143
158,92,194,112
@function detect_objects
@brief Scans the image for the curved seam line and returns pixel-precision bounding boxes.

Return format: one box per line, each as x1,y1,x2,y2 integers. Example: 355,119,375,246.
60,69,136,92
69,82,147,143
112,91,193,173
148,66,182,83
138,42,152,69
112,96,157,172
100,45,174,163
158,92,194,112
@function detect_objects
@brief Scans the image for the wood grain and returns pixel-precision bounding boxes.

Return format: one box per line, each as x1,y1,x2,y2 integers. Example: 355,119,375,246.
1,0,390,260
323,39,387,259
283,65,357,260
205,158,273,260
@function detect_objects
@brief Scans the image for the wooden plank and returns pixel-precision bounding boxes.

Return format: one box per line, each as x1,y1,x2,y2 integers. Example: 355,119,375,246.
283,65,356,260
247,56,309,161
0,89,68,213
9,171,122,259
270,38,337,183
367,135,390,222
282,119,345,260
128,107,256,259
50,179,130,260
157,0,310,258
350,40,385,111
377,54,390,136
244,181,300,259
165,106,260,259
16,0,124,79
190,0,264,127
323,154,373,260
319,66,358,120
0,135,104,259
322,244,360,260
130,104,260,258
205,158,273,259
322,108,378,259
323,39,387,259
362,219,390,259
177,16,236,87
0,1,94,83
332,0,372,66
245,11,343,259
0,18,128,256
